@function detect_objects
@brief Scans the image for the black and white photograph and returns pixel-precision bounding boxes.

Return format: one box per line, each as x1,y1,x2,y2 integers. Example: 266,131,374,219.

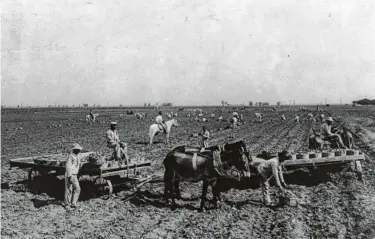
1,0,375,238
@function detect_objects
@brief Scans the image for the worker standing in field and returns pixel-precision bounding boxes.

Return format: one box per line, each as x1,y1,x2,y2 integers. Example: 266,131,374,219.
320,113,325,122
231,112,239,138
239,114,244,123
200,126,210,151
320,117,347,149
106,122,128,163
250,150,290,206
156,111,166,133
64,143,83,210
281,114,286,122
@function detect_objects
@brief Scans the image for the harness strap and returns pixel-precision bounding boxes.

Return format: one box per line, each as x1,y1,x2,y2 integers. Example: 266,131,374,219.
192,153,198,170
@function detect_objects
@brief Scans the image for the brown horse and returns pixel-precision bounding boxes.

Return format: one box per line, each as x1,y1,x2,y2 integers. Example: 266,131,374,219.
170,140,251,200
163,144,251,211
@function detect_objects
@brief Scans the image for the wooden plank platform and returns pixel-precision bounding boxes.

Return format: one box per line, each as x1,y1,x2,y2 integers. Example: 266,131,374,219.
281,155,365,167
9,153,152,178
101,161,152,178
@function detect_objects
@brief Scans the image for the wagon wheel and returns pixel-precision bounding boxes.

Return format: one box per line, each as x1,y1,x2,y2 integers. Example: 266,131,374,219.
93,177,113,200
355,161,363,181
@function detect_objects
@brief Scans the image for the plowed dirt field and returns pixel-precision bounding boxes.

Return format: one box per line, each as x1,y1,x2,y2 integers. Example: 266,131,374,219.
1,106,375,239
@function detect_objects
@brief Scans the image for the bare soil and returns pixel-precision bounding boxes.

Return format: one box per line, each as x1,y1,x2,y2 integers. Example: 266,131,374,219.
1,106,375,239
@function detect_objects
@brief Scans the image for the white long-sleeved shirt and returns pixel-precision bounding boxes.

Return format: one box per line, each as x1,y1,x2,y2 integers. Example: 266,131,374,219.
66,153,80,177
156,115,163,124
232,117,238,127
203,130,210,140
251,157,283,189
106,129,120,147
320,123,332,137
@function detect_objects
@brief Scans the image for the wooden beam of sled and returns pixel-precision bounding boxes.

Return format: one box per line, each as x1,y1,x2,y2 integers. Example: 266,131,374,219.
281,155,365,167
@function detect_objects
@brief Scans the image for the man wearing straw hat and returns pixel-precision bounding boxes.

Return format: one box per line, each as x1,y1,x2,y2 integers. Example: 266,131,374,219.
320,117,347,149
64,143,83,209
106,122,128,162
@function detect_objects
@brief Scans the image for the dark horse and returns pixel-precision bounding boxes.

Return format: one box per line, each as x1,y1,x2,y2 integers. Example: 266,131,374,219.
163,140,251,211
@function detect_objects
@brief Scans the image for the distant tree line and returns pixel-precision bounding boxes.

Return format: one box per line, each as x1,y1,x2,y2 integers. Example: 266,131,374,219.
221,101,229,107
252,102,269,106
161,102,173,107
353,98,375,105
144,103,153,107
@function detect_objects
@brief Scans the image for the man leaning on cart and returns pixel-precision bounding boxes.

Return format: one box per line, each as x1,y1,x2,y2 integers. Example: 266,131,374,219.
63,143,83,210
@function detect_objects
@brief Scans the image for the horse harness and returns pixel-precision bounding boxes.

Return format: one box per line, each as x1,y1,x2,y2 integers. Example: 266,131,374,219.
192,149,223,171
192,148,241,180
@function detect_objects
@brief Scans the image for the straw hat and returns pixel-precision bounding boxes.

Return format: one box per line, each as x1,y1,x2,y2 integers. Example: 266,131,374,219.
72,143,83,151
326,117,333,122
110,121,117,125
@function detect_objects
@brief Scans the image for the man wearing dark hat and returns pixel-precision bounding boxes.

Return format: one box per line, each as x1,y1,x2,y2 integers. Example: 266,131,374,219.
320,117,347,149
106,122,128,161
156,111,166,133
64,143,83,209
250,150,290,206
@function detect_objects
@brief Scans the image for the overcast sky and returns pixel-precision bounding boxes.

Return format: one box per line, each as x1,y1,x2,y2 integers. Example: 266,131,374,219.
1,0,375,106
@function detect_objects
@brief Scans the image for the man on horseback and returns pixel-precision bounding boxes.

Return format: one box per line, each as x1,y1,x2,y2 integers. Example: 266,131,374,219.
106,122,128,162
320,117,347,149
156,111,167,133
90,109,95,121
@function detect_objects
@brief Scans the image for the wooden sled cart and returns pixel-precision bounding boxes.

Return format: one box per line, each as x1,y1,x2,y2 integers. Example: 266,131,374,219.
9,152,162,199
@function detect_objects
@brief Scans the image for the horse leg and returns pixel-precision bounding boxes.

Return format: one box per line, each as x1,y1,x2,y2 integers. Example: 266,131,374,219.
170,178,177,210
211,180,221,209
199,179,209,212
166,133,170,145
174,180,181,199
163,169,173,204
150,132,155,145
